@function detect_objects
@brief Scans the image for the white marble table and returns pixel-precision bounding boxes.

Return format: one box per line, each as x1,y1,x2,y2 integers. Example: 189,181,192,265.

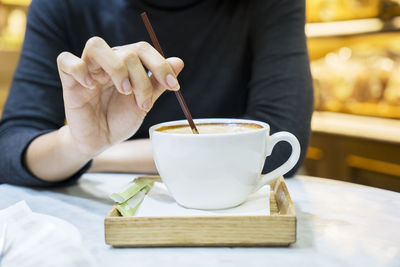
1,173,399,267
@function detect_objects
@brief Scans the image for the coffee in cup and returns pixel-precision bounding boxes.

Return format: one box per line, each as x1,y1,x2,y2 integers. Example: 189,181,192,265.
156,122,262,134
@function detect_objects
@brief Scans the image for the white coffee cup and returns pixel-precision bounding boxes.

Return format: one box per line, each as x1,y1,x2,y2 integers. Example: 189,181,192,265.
150,118,300,210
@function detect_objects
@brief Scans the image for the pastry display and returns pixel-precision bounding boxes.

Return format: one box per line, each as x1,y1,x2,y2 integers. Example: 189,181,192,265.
306,0,381,22
312,43,400,118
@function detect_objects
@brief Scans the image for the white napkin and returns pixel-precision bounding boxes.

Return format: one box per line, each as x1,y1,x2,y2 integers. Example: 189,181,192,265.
0,201,96,267
135,183,270,217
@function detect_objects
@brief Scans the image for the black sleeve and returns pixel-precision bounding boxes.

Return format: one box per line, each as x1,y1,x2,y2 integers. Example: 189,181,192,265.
245,0,313,177
0,0,91,187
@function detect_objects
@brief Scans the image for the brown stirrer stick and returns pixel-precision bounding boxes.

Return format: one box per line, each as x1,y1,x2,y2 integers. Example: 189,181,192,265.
140,12,199,134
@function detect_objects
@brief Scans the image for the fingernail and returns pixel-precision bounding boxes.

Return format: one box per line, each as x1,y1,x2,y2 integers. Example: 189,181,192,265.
85,75,94,89
122,78,132,94
142,99,152,112
166,74,179,90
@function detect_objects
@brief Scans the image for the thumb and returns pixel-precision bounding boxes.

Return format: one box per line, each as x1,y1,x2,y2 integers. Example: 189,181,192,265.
151,57,185,102
166,57,184,76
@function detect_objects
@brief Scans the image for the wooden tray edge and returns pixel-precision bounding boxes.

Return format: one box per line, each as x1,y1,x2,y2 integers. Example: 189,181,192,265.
272,176,296,216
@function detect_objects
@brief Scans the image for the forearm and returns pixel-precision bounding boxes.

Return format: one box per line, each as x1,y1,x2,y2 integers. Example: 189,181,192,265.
89,139,157,174
24,126,92,182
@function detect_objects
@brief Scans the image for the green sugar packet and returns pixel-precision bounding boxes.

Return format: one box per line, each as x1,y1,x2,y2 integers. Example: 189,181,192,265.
116,187,149,217
109,178,154,203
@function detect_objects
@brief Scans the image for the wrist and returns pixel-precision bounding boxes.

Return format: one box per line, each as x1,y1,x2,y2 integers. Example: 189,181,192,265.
24,127,96,183
57,126,98,161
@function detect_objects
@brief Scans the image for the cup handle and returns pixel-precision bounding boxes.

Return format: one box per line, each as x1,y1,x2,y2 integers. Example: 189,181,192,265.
252,131,301,192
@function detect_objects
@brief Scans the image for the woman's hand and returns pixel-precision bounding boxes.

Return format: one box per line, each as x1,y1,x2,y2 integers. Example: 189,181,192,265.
57,37,184,158
25,37,183,182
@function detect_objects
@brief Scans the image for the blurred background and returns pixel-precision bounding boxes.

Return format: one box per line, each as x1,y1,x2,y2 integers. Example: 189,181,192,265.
0,0,399,192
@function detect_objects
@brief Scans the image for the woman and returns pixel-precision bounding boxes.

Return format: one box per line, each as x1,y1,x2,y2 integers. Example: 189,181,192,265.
0,0,313,186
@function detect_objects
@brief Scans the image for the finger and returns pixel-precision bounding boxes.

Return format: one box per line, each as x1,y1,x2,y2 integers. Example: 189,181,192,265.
82,36,132,95
57,52,95,89
115,49,154,112
130,41,180,91
152,57,184,102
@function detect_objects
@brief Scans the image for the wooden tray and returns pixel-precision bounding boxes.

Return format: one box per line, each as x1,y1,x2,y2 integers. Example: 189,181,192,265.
104,176,296,247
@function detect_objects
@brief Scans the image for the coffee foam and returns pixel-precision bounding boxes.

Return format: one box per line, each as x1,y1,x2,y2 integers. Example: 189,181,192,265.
156,123,263,134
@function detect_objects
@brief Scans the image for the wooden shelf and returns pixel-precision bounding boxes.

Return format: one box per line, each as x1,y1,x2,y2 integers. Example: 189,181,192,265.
306,17,400,39
306,18,384,38
306,111,400,192
0,0,30,6
311,111,400,144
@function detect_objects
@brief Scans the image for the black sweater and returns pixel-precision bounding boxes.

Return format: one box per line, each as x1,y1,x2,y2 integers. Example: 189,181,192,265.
0,0,313,186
